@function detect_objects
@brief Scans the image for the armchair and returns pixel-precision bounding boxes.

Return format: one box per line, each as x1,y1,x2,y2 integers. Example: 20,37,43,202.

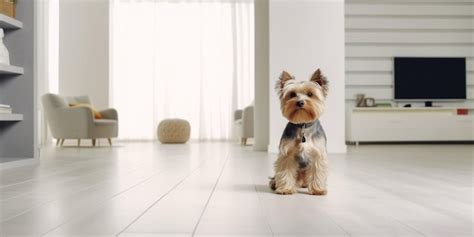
42,93,118,146
234,104,254,145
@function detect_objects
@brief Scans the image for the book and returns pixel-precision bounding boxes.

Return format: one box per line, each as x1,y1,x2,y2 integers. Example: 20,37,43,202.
0,107,12,113
376,103,392,108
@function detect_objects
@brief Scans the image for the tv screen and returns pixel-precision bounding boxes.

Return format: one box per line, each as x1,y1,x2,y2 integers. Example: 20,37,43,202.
394,57,466,100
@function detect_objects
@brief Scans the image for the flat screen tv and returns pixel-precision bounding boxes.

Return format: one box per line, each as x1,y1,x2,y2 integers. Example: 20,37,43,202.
394,57,466,101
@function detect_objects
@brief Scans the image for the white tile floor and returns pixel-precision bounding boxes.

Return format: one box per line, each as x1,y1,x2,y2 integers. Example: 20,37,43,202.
0,142,472,237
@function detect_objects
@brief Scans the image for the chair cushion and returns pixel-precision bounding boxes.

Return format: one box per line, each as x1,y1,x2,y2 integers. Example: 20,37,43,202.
94,119,117,126
70,103,103,119
65,95,92,105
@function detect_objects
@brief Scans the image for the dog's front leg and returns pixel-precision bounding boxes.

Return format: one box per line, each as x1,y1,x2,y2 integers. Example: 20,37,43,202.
274,154,298,195
307,152,328,195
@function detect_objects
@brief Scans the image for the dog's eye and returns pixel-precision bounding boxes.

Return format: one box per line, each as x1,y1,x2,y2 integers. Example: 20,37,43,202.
307,92,313,97
289,92,296,98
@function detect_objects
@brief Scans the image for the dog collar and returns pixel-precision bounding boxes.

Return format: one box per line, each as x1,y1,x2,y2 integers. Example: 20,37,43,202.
291,122,315,128
290,121,316,143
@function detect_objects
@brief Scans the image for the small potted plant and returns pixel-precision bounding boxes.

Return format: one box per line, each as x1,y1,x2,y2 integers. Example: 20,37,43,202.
0,0,16,18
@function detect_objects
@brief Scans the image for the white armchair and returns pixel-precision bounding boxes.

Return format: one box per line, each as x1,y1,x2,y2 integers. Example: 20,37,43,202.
234,104,254,145
42,93,118,146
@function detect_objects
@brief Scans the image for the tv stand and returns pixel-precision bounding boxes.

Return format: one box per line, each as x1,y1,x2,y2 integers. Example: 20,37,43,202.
425,101,433,107
348,107,474,144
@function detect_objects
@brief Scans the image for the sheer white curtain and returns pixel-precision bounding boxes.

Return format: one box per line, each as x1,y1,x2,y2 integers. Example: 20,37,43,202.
38,0,59,146
111,0,254,140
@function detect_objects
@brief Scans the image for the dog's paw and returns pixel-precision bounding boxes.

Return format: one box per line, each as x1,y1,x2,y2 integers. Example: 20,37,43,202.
269,177,276,191
275,188,296,195
309,189,327,195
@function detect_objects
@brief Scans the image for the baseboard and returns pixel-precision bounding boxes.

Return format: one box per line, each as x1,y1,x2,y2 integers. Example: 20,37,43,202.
0,158,38,170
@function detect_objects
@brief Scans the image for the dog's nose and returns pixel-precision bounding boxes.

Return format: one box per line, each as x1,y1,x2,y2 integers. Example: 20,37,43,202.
297,100,305,108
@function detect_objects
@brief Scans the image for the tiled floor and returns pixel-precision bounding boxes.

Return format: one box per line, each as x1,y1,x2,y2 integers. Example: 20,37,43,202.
0,142,472,236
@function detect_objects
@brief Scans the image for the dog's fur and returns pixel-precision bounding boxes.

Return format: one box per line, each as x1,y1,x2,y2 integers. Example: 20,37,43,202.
269,69,329,195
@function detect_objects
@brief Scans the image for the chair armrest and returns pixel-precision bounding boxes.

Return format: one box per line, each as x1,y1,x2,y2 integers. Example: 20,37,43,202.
242,105,254,137
99,108,118,120
234,109,243,121
242,106,253,122
51,107,94,138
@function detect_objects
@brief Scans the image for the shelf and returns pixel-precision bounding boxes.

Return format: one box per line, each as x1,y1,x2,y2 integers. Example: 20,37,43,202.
0,64,24,75
353,107,474,112
0,114,23,121
0,14,22,30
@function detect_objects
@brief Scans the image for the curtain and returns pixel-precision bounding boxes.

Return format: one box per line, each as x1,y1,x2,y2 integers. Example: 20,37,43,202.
38,0,59,146
111,0,254,140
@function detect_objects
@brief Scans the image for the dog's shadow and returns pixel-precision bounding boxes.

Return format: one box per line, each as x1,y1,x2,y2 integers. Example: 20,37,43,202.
220,183,274,194
221,183,315,195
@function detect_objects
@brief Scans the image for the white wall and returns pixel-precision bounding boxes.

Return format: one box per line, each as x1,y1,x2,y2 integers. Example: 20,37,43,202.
345,0,474,138
269,0,346,154
59,0,109,109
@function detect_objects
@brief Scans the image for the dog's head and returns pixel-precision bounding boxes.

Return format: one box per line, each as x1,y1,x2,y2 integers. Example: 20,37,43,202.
276,69,328,124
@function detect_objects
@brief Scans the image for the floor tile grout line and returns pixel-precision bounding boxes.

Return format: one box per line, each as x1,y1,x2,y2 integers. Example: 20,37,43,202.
253,181,275,237
115,158,212,237
40,166,173,236
349,168,428,237
0,153,128,189
0,150,167,201
0,151,122,186
296,194,351,237
1,162,156,224
347,163,468,222
0,160,104,189
0,144,209,190
0,164,145,202
191,152,231,236
390,215,427,237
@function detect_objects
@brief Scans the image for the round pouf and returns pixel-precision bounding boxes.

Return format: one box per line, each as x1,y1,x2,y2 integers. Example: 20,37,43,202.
157,119,191,144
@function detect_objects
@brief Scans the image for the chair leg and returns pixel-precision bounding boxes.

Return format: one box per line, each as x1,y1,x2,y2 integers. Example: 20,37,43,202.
56,139,61,146
77,139,81,147
60,139,65,146
92,139,96,147
107,138,112,146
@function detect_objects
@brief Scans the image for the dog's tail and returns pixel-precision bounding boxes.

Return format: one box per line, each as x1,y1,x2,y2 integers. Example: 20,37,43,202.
268,176,276,191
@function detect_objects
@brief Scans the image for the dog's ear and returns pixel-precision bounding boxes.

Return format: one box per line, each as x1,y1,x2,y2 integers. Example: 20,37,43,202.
310,69,328,96
276,71,294,97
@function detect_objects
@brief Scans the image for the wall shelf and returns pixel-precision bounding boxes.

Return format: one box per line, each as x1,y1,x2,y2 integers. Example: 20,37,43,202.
0,64,24,75
0,1,36,169
0,114,23,121
0,14,22,30
352,107,472,112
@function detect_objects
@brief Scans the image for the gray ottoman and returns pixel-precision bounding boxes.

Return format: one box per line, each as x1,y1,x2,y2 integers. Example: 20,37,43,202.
157,119,191,144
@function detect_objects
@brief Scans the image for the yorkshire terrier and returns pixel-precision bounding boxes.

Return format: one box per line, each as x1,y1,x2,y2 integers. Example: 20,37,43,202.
269,69,329,195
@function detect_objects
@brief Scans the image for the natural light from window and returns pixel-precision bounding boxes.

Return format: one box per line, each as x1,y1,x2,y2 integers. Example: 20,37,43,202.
111,0,255,141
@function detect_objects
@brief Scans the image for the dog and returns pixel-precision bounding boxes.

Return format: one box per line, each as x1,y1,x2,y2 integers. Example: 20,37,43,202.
269,69,328,195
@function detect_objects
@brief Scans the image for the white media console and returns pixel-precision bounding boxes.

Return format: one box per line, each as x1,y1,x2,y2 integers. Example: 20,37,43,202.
348,107,474,144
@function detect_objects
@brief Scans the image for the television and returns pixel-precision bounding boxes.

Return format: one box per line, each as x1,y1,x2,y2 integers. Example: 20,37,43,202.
394,57,466,102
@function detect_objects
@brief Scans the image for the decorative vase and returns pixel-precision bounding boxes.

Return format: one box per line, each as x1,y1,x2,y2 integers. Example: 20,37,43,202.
0,28,10,65
356,94,366,107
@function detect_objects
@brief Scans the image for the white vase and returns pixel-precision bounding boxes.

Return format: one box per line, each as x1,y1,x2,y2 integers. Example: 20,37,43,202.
0,29,10,65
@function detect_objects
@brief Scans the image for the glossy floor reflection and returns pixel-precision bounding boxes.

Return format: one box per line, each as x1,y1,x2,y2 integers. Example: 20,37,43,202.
0,142,472,237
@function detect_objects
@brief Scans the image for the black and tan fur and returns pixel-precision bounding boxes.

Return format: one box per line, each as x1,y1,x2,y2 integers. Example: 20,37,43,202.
269,69,329,195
